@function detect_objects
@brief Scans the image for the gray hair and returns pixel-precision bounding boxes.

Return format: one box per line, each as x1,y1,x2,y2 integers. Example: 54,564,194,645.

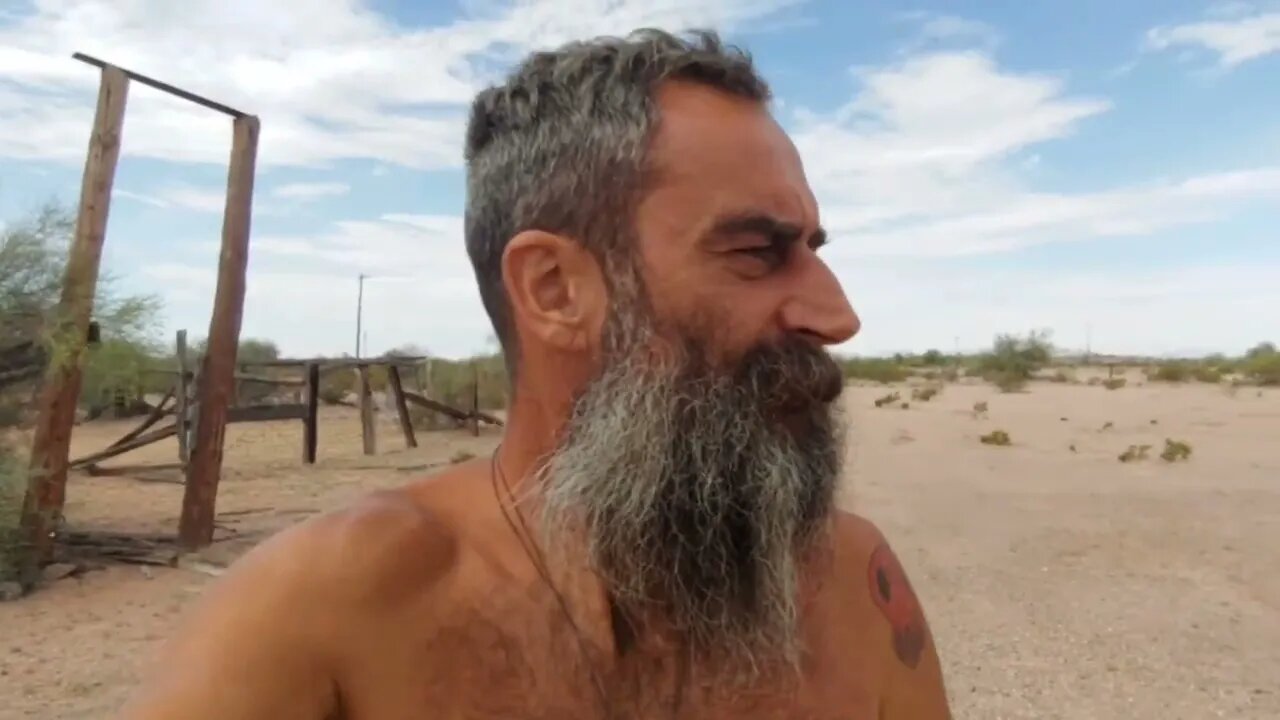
463,28,771,377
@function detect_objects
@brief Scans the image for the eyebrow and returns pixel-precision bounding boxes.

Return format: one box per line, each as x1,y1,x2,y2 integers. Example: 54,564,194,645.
706,212,828,250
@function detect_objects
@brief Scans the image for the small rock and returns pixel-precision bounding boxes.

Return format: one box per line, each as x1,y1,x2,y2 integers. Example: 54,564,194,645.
140,566,154,580
41,562,79,582
0,581,24,602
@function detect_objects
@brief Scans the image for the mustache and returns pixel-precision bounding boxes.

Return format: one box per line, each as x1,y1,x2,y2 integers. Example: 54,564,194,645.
731,335,845,411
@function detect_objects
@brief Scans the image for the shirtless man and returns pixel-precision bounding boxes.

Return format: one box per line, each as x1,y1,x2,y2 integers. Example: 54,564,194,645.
120,29,951,719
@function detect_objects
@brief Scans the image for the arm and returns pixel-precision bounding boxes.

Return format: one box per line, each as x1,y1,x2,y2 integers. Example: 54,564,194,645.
117,521,341,720
867,540,952,720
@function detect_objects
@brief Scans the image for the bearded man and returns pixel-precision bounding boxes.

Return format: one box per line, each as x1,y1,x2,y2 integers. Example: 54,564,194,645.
121,29,952,719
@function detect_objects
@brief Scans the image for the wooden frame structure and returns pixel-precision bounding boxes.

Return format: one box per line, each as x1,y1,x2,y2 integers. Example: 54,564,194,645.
50,340,503,561
18,54,260,586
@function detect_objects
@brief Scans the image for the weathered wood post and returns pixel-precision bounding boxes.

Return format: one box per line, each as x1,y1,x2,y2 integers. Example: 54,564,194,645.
358,365,376,456
179,114,259,551
19,65,129,582
302,363,319,464
387,365,417,449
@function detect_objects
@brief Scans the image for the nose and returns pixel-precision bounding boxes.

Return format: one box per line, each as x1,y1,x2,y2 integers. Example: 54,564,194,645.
778,252,860,346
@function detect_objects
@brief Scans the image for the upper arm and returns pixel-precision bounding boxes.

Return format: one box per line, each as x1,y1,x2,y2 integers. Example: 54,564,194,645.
118,521,341,720
119,492,456,720
836,513,952,720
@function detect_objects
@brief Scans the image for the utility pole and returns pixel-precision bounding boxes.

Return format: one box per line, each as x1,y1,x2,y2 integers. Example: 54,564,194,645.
355,273,367,358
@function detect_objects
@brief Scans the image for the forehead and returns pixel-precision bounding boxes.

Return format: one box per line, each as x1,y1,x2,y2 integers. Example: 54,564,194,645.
640,81,818,234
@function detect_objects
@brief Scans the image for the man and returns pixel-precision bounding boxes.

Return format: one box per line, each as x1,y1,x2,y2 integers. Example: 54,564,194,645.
121,29,951,719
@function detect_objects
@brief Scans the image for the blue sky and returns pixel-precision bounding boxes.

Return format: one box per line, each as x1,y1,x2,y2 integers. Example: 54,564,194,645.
0,0,1277,358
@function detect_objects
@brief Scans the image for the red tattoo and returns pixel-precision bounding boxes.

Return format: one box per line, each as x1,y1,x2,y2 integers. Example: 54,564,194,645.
867,542,927,669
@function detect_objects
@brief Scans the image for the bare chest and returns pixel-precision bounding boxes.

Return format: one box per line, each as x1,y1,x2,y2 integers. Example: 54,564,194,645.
339,583,879,720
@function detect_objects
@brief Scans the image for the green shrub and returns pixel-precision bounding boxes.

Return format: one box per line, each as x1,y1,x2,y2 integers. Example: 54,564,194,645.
1160,439,1192,462
1118,444,1151,463
1243,351,1280,387
979,330,1052,392
0,442,24,582
980,429,1011,446
840,357,909,384
1147,362,1190,383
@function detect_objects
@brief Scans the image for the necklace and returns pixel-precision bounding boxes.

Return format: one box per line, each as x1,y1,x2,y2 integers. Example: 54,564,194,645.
488,447,613,717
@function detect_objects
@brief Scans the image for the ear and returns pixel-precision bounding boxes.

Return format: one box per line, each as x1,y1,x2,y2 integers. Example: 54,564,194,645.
501,230,607,354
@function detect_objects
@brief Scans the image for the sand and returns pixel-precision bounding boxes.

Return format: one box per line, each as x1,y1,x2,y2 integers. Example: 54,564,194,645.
1,375,1277,719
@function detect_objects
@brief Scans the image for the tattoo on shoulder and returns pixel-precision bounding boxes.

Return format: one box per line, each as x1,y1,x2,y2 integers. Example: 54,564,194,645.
867,542,927,669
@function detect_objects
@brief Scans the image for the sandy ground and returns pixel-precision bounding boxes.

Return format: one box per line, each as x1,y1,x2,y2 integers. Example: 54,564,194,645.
1,375,1277,719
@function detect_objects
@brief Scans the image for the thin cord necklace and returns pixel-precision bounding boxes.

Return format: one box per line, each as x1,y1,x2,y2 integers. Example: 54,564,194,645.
488,446,613,717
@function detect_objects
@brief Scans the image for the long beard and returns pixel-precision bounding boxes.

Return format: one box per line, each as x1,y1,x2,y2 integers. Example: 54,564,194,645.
536,312,846,675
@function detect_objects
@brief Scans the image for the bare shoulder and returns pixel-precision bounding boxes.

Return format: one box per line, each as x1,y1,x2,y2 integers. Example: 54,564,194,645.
827,511,953,719
119,470,471,719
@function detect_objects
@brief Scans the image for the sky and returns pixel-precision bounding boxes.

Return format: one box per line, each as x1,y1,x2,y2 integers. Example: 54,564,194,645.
0,0,1277,359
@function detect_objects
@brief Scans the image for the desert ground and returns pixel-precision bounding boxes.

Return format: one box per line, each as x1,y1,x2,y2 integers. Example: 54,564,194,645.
1,371,1277,719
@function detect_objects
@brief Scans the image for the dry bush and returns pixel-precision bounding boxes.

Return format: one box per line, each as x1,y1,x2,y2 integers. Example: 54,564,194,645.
991,371,1027,393
449,450,476,464
911,386,940,402
1102,378,1126,390
1160,439,1192,462
1146,362,1190,383
1118,444,1152,463
1048,369,1076,383
874,392,901,408
980,429,1011,446
899,402,910,410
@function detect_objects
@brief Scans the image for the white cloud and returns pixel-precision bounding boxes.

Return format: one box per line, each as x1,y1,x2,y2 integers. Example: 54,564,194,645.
0,0,802,169
1146,11,1280,67
894,11,1000,53
271,182,351,200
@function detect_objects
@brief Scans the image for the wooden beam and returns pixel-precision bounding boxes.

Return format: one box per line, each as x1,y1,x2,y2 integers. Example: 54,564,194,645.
106,388,174,450
69,423,177,469
179,114,259,552
239,356,427,369
19,66,130,581
175,330,190,464
302,363,319,464
357,365,376,456
387,365,417,449
402,391,504,427
227,404,306,423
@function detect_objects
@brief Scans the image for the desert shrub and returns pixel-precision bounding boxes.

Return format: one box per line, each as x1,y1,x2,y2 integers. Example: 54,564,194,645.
1147,362,1190,383
841,357,909,384
0,442,23,582
1048,369,1076,383
1242,345,1280,386
874,391,901,408
910,386,940,402
979,330,1052,392
1191,365,1222,383
1102,378,1126,390
1118,444,1151,463
990,371,1027,393
980,429,1011,446
1160,439,1192,462
920,349,945,366
449,450,476,464
972,400,988,416
318,368,356,405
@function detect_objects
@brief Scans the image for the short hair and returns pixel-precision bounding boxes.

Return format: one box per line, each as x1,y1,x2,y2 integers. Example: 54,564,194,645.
463,28,771,376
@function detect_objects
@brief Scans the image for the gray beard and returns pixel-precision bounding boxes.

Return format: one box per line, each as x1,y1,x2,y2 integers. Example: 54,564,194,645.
535,315,845,676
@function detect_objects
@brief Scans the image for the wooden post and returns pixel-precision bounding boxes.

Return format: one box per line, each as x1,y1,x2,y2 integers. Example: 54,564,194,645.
358,365,376,456
175,330,190,464
470,362,480,437
178,114,259,552
302,363,319,464
19,66,129,580
387,365,417,449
